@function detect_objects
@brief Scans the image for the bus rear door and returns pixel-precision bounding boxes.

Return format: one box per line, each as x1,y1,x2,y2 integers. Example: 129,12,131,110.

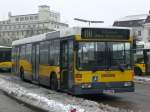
32,44,39,82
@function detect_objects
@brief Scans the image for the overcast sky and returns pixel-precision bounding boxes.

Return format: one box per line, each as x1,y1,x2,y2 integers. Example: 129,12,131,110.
0,0,150,27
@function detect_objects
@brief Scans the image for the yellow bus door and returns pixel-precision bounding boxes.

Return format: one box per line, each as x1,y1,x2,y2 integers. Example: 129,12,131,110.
60,40,74,90
32,44,39,82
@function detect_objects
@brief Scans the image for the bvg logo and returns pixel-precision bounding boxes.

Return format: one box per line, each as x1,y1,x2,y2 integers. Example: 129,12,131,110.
92,76,98,82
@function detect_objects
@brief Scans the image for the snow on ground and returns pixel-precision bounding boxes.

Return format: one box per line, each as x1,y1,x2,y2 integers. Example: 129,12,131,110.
134,76,150,84
0,74,133,112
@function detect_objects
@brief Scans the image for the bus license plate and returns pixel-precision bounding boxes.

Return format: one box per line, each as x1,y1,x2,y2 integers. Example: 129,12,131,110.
103,90,115,94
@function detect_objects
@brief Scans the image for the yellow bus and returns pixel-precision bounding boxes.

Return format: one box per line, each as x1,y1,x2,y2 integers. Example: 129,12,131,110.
134,42,150,76
0,46,12,72
12,27,134,95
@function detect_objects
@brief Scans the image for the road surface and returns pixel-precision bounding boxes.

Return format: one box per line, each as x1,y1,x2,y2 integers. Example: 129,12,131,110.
81,83,150,112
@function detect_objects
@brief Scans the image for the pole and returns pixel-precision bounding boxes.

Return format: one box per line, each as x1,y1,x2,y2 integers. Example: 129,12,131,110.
74,18,104,27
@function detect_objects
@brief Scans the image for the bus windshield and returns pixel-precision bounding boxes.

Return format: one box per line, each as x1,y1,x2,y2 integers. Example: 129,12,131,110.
77,42,131,70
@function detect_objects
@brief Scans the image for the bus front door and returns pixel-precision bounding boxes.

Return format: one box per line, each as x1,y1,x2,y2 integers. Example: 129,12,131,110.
60,40,74,90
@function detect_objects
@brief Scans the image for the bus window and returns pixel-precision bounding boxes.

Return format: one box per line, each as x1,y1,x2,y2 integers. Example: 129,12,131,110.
49,40,60,66
20,45,26,59
40,41,49,64
25,44,32,63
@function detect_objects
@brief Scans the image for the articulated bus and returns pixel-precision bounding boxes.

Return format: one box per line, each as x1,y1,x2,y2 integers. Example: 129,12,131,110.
134,42,150,76
0,46,11,72
12,27,134,95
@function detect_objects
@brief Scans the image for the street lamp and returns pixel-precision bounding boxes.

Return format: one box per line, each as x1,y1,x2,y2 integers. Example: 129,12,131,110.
74,18,104,26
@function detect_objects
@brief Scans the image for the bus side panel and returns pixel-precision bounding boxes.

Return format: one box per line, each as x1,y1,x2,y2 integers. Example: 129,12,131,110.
39,65,60,86
19,59,32,80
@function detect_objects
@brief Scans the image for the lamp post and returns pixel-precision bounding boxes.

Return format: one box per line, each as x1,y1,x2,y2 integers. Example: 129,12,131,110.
74,18,104,26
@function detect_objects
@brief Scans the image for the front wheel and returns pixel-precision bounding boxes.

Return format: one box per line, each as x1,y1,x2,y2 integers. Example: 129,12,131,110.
50,74,58,91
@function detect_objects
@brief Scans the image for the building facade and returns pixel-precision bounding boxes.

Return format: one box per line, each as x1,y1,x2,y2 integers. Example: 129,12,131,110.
113,12,150,43
0,5,68,46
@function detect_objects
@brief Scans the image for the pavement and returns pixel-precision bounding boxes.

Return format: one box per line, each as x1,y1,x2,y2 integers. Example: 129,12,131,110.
0,90,41,112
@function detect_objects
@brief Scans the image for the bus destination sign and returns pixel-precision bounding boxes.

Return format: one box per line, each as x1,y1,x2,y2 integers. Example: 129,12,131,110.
81,28,130,40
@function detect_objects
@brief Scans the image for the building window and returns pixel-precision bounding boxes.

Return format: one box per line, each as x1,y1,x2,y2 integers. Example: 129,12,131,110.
20,17,24,21
35,16,38,20
15,18,19,21
30,16,33,20
25,17,29,20
22,25,25,28
9,26,11,30
138,31,141,36
33,24,36,28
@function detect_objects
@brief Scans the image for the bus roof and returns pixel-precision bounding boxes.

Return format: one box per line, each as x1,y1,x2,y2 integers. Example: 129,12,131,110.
12,27,132,46
0,46,11,48
12,33,48,46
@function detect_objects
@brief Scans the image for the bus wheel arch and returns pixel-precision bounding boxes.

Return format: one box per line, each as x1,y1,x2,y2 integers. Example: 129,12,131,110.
50,72,58,90
20,66,24,80
134,67,142,76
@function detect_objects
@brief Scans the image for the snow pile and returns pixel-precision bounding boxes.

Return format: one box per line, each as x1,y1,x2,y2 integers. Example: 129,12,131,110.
0,75,133,112
134,76,150,84
0,78,86,112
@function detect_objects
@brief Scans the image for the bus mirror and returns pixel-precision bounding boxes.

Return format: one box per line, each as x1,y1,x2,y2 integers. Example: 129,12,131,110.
119,64,125,72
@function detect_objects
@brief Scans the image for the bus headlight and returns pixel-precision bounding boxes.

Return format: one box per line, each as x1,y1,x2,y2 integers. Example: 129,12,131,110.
81,84,92,88
124,82,132,87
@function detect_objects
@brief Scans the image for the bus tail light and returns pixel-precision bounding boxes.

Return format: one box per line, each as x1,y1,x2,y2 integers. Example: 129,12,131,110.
75,74,82,79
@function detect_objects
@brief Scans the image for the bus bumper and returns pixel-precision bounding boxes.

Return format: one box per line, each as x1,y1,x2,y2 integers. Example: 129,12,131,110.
71,82,134,95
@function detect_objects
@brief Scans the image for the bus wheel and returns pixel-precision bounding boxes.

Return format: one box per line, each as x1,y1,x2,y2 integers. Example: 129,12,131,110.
50,73,58,91
20,67,24,80
134,67,142,76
